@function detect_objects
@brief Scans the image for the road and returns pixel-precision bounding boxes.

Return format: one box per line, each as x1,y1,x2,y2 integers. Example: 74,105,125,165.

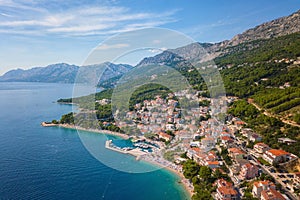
249,101,300,128
245,149,299,200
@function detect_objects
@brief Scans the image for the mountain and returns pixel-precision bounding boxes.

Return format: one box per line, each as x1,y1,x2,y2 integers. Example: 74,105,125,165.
138,10,300,66
0,63,79,83
227,9,300,46
105,12,300,89
0,62,133,84
2,10,299,85
104,9,300,124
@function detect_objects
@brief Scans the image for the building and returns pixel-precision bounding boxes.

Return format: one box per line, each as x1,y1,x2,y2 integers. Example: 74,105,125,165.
216,179,233,188
278,138,297,145
254,143,271,154
261,188,285,200
187,147,201,159
220,136,234,146
292,172,300,191
157,131,172,142
96,98,111,105
228,148,246,159
249,133,262,142
252,180,276,198
165,123,175,131
201,137,215,151
206,161,220,169
263,149,290,165
216,186,238,200
190,141,201,148
241,128,253,137
238,163,259,180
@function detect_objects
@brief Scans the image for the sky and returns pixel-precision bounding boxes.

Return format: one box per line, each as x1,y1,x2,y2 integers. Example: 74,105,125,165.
0,0,299,75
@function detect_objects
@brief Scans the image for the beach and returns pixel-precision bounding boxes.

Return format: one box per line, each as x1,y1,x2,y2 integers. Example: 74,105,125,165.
104,137,194,197
41,122,129,139
42,122,193,198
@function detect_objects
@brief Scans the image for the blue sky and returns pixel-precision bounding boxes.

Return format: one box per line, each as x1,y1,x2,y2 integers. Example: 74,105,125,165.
0,0,299,75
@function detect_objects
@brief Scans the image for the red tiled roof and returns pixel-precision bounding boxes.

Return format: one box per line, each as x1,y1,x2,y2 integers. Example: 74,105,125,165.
228,148,245,154
255,142,269,147
261,188,285,200
207,161,219,165
217,186,237,196
235,121,245,125
267,149,290,156
221,136,232,141
191,147,201,153
202,137,215,141
253,180,275,188
217,179,233,187
243,163,252,168
158,132,172,139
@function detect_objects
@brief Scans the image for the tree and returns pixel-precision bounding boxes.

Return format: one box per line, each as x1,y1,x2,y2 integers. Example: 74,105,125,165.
294,114,300,125
199,166,212,181
60,112,74,124
183,160,200,180
51,119,58,124
192,189,213,200
213,169,223,179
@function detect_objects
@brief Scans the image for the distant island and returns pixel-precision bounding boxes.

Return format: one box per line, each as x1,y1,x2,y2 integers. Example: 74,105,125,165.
0,62,132,86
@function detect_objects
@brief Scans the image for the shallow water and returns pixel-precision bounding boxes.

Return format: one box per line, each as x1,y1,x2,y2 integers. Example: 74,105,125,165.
0,82,189,200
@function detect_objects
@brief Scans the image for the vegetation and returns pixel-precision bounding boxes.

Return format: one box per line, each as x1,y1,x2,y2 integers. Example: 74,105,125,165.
294,114,300,125
216,33,300,122
257,157,271,166
129,83,172,110
60,112,75,124
220,147,233,166
228,100,300,157
182,159,231,200
55,31,300,156
215,32,300,66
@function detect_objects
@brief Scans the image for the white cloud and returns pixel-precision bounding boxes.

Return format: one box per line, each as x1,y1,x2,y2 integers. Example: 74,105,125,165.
0,12,12,17
0,1,178,36
48,24,115,33
96,43,130,50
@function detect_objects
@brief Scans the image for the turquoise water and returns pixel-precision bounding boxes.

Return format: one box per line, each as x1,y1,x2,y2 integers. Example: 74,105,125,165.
0,82,189,200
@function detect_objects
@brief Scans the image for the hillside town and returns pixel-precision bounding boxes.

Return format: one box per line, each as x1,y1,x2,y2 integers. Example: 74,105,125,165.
102,90,300,200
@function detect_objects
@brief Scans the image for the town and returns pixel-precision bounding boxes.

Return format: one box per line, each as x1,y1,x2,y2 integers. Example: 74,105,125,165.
100,89,300,200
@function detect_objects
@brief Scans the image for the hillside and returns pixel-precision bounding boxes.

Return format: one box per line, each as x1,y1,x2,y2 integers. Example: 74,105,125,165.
0,62,132,84
227,9,300,46
217,32,300,124
56,9,300,158
134,10,300,125
136,32,300,124
0,63,79,83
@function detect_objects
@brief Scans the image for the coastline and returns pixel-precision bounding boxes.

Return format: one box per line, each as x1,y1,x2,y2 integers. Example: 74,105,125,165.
41,122,129,139
165,166,193,198
141,156,194,198
104,141,193,198
41,122,193,198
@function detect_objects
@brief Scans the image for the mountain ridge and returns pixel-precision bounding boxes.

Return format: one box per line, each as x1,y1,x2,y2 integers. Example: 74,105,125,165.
0,62,133,84
1,9,300,83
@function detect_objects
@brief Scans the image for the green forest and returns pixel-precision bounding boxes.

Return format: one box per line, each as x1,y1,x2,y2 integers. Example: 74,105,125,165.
56,31,300,148
228,100,300,157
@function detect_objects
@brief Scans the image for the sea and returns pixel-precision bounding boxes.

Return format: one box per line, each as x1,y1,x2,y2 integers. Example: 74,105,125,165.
0,82,189,200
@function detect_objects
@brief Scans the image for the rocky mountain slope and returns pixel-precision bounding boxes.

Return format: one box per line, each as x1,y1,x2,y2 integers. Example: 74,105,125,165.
228,9,300,46
1,9,299,84
138,9,300,65
0,62,132,84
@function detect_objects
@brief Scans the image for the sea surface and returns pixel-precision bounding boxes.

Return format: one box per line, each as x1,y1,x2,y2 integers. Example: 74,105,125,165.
0,82,188,200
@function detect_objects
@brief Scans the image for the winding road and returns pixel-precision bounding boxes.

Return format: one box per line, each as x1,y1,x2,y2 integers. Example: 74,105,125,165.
249,100,300,128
